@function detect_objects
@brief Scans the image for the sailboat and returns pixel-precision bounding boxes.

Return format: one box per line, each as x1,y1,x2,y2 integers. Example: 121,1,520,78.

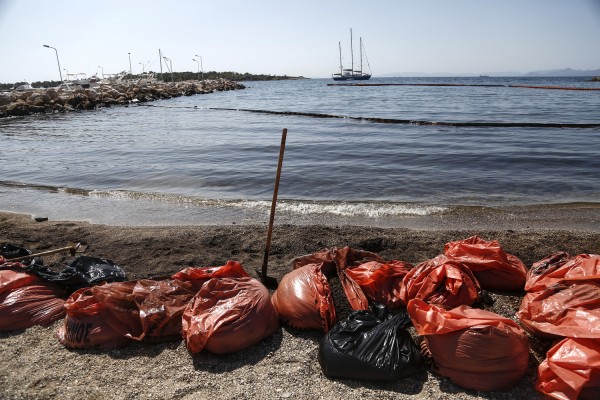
332,29,372,81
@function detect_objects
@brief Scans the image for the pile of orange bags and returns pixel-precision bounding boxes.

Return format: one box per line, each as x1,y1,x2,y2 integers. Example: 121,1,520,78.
274,247,414,331
400,235,527,308
273,237,526,333
58,260,279,353
272,247,383,331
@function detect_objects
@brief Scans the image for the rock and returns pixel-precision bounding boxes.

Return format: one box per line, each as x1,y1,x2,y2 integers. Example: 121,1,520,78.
0,95,11,107
86,90,98,100
30,95,46,107
29,105,46,113
67,95,84,108
46,89,59,100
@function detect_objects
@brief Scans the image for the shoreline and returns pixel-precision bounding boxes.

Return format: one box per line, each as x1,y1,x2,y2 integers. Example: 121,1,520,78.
1,183,599,232
2,211,600,399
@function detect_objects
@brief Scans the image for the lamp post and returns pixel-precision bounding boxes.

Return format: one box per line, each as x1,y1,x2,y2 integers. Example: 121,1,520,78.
192,58,200,80
194,54,204,80
128,52,132,75
139,62,145,74
43,44,63,83
97,65,104,79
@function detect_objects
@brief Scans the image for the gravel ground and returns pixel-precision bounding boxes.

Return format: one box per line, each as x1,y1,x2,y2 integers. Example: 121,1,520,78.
2,211,599,399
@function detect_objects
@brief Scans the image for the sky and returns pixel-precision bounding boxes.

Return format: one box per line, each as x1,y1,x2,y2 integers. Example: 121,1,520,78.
1,0,599,83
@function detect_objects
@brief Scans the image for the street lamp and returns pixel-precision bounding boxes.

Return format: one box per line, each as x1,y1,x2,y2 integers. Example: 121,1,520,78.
97,65,104,79
192,58,200,80
128,52,132,75
194,54,204,81
43,44,63,83
139,62,145,74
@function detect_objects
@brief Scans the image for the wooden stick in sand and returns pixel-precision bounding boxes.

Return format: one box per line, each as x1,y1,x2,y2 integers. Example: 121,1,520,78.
261,128,287,288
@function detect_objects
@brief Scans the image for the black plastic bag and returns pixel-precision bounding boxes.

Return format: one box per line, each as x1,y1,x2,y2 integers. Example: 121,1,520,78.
26,256,127,291
318,305,424,381
0,243,32,259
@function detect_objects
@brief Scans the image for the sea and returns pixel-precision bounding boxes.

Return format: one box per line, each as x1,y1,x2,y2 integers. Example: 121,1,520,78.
1,76,600,229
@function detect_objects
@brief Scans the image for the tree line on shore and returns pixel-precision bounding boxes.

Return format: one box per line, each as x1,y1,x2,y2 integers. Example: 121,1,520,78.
0,71,305,90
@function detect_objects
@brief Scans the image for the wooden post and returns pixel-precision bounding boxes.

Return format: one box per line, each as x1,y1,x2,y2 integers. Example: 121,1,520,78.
261,128,287,281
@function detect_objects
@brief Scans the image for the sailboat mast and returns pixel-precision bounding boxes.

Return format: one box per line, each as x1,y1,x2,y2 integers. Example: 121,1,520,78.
350,28,354,74
359,37,363,74
338,42,343,75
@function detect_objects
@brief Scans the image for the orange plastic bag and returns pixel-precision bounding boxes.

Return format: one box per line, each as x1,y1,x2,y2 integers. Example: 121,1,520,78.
274,247,383,330
536,337,600,400
1,263,66,331
272,264,336,331
525,253,600,292
0,284,66,331
292,248,338,270
517,281,600,339
399,255,480,308
56,278,196,349
293,247,384,311
344,260,413,309
171,260,250,290
443,236,527,291
332,247,385,310
407,299,529,392
182,277,279,354
0,262,39,292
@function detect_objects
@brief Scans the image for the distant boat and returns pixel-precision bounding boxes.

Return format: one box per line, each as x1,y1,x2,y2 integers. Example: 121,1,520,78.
332,29,371,81
13,82,35,91
59,73,99,90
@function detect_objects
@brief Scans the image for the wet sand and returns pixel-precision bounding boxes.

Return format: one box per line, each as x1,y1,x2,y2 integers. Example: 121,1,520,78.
1,210,600,399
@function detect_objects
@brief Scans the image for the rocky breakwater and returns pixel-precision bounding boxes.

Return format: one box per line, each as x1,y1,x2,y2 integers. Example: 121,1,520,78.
0,79,245,118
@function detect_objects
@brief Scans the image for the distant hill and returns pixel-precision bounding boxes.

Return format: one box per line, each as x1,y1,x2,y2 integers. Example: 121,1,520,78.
380,68,600,78
524,68,600,77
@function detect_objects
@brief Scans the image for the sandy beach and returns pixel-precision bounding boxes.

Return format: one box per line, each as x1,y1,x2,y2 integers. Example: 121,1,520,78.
1,210,600,399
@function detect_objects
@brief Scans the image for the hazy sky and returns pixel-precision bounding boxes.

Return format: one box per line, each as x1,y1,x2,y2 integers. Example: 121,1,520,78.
1,0,599,82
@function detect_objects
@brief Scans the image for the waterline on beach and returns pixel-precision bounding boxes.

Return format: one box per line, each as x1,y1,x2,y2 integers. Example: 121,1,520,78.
0,181,445,224
2,181,599,232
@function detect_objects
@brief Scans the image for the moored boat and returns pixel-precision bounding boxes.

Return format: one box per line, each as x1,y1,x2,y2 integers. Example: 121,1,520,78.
332,29,371,81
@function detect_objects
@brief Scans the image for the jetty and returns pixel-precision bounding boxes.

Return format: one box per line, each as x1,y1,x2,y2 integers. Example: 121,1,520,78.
0,79,244,118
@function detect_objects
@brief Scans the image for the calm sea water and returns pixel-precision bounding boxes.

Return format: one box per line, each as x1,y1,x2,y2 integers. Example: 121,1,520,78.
1,76,599,226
